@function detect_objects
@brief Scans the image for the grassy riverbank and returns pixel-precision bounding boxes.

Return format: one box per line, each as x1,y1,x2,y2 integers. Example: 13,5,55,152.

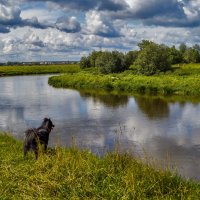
0,134,200,199
1,63,200,96
0,64,80,76
49,64,200,96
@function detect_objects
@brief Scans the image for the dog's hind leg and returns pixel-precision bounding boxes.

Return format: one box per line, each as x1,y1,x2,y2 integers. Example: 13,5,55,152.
23,145,29,158
33,143,39,160
34,149,38,160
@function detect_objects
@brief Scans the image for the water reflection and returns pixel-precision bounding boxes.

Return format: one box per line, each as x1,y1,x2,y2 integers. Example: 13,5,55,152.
79,90,128,108
0,75,200,180
134,96,169,119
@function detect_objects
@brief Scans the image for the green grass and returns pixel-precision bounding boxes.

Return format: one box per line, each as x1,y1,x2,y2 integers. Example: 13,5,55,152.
48,64,200,97
0,134,200,199
0,64,80,76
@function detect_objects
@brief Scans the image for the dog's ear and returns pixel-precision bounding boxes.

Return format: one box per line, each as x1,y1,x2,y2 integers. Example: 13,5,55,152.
49,118,55,127
44,118,48,121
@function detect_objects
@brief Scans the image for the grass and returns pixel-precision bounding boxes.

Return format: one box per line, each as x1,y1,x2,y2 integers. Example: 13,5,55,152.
0,134,200,199
0,64,80,76
1,63,200,97
48,64,200,97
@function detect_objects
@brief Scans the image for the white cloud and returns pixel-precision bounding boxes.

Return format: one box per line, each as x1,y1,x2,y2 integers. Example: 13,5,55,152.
0,0,200,61
85,10,120,37
55,16,81,33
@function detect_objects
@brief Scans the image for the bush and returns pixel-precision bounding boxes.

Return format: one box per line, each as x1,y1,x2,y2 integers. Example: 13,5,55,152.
125,50,138,67
80,56,91,69
168,46,183,64
183,48,200,63
96,51,128,74
134,41,171,75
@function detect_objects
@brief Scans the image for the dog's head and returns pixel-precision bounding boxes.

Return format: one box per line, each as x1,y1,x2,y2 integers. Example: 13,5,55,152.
43,118,55,131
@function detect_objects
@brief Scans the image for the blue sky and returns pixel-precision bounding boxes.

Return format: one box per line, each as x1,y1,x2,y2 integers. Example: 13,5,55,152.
0,0,200,62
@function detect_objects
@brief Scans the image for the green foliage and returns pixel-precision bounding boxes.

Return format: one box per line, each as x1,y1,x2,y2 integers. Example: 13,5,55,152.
125,50,138,67
134,41,171,75
0,64,80,76
0,134,200,199
79,56,91,69
179,43,187,54
89,50,102,67
183,48,200,63
193,44,200,52
96,51,128,74
79,41,200,76
168,46,183,64
138,40,155,50
49,64,200,96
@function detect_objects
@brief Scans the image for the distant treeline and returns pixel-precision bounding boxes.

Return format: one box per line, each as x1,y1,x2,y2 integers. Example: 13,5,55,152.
80,40,200,75
0,61,79,66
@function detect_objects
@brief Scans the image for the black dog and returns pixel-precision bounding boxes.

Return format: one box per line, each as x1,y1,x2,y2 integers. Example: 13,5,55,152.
23,118,55,159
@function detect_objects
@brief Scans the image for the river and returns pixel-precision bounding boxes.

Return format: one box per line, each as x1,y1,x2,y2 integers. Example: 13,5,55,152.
1,74,200,180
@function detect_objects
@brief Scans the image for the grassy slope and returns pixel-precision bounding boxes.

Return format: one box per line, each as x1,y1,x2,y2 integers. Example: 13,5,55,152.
0,134,200,199
0,64,80,76
48,64,200,97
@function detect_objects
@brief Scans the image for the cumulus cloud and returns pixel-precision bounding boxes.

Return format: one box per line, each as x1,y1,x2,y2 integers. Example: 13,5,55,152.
85,10,120,37
45,0,127,11
1,0,200,61
0,2,82,33
0,4,21,26
0,24,9,33
55,16,81,33
23,30,45,48
0,3,47,33
119,0,183,19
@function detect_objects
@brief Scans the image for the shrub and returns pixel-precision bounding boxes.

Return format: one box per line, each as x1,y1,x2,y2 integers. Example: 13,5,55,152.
80,56,91,69
183,48,200,63
96,51,128,74
134,41,171,75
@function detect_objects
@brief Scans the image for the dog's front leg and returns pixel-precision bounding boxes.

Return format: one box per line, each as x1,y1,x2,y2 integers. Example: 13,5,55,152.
44,144,47,152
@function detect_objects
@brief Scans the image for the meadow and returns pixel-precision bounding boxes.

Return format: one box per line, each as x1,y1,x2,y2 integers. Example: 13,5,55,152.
0,64,80,76
0,134,200,199
48,64,200,97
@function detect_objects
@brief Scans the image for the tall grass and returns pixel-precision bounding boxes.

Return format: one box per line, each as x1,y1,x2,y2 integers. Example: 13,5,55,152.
0,64,80,76
0,134,200,199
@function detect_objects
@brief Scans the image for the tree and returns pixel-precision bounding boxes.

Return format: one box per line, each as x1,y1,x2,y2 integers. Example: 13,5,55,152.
193,44,200,52
134,41,171,75
183,48,200,63
89,50,102,67
138,40,155,50
96,51,128,74
168,46,182,64
79,56,91,69
179,43,187,54
125,50,138,67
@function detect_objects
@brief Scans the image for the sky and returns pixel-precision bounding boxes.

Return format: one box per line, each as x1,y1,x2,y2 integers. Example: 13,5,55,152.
0,0,200,62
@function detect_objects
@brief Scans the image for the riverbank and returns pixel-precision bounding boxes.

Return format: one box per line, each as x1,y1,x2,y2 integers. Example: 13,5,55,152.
1,63,200,96
48,64,200,96
0,64,80,76
0,134,200,199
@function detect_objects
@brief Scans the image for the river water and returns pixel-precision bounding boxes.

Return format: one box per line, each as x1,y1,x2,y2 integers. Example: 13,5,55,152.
1,75,200,180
